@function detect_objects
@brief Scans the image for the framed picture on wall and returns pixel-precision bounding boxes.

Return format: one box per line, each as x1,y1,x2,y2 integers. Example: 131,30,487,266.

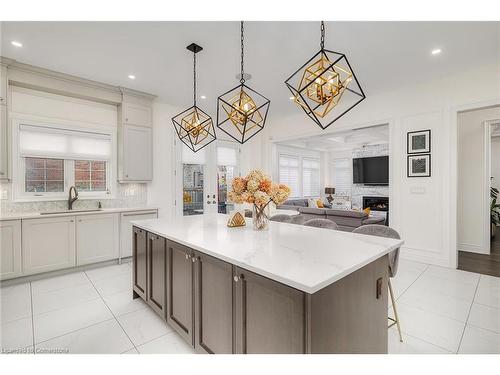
407,154,431,177
407,129,431,154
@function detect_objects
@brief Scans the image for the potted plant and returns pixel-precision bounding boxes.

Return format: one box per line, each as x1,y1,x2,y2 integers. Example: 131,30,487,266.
491,184,500,238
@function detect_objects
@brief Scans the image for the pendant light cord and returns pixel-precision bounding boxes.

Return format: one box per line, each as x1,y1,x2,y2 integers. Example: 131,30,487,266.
320,21,325,50
240,21,245,84
193,51,197,107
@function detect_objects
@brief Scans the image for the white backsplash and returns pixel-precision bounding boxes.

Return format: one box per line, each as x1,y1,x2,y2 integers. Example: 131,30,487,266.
0,182,148,215
351,144,389,209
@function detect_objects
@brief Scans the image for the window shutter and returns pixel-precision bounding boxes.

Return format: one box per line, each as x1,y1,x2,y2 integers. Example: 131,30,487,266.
279,155,300,197
19,124,112,161
217,146,237,166
302,158,320,197
182,144,206,164
333,158,352,196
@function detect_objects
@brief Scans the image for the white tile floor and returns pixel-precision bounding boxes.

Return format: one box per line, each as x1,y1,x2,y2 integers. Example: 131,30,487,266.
1,259,499,354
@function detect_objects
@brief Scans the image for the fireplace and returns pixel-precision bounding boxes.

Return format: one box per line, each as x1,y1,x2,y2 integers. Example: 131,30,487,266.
363,196,389,225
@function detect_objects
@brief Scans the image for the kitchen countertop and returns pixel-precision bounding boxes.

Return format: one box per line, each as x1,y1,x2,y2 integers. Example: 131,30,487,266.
131,214,404,294
0,207,158,221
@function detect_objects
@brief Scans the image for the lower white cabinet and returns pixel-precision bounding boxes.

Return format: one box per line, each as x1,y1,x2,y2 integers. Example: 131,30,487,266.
22,216,76,275
0,220,22,280
76,213,119,266
120,210,158,258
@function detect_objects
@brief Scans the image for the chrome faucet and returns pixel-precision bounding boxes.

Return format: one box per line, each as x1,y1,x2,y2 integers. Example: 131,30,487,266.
68,186,79,210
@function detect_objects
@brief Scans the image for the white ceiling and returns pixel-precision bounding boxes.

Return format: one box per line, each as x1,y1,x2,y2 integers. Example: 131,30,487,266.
1,21,499,115
278,124,389,151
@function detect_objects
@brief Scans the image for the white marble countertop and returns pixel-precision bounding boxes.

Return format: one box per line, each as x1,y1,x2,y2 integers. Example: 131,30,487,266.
0,207,158,221
132,214,404,294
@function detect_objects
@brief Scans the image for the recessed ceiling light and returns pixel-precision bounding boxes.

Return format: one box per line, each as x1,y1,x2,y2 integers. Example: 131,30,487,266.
200,95,207,99
431,48,442,55
128,74,136,80
11,41,23,47
289,96,295,100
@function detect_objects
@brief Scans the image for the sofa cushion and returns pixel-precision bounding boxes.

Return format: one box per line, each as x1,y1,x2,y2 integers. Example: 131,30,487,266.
324,209,368,219
362,216,386,225
283,199,308,207
298,207,327,216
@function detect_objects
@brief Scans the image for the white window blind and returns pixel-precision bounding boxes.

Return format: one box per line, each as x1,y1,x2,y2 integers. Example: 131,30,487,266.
302,158,320,197
333,158,352,196
19,124,112,161
279,155,300,198
217,146,237,166
182,145,206,164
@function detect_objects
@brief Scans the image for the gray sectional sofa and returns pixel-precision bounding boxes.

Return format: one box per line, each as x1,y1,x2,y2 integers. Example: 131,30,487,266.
278,198,385,232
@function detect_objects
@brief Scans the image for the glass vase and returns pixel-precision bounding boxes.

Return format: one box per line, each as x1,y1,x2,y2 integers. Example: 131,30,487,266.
252,203,270,231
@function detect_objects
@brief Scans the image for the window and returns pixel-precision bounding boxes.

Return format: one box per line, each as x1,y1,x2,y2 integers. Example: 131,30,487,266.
302,158,320,197
25,157,64,192
333,158,352,196
15,121,114,200
279,155,300,197
217,145,239,214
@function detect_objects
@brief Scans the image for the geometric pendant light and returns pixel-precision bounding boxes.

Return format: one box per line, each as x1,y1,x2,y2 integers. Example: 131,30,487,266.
285,21,366,130
172,43,217,152
216,21,271,144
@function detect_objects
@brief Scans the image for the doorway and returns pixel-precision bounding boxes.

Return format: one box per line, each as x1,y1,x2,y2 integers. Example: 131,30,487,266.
457,107,500,277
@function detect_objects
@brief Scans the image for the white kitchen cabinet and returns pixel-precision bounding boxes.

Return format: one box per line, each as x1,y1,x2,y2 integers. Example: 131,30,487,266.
0,104,8,180
120,210,158,258
22,216,76,275
0,63,7,105
0,220,22,280
76,213,119,266
119,124,152,182
122,102,152,127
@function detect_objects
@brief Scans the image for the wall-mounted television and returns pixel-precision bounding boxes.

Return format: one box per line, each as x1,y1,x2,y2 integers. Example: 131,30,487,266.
353,156,389,185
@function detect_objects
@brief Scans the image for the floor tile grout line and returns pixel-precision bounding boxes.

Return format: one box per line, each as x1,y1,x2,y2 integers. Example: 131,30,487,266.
456,273,481,354
134,330,179,352
29,282,35,353
393,264,430,301
388,327,454,353
83,270,138,353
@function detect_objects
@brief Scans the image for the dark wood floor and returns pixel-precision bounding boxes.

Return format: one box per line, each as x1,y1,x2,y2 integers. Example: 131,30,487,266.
458,232,500,277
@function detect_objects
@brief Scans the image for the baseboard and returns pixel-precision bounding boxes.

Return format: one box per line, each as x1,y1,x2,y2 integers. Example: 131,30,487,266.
457,242,489,255
400,248,451,268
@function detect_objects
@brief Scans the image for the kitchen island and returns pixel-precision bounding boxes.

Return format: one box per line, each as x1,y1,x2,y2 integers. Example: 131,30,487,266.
131,214,403,354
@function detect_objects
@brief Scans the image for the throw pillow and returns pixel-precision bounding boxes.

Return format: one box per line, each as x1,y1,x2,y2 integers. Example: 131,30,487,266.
363,207,371,216
308,198,318,208
316,199,324,208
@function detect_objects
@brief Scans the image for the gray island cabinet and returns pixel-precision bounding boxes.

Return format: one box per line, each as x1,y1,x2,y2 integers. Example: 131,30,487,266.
132,214,403,354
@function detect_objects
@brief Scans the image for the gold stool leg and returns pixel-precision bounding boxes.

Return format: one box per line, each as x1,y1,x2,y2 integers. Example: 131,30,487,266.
388,278,403,342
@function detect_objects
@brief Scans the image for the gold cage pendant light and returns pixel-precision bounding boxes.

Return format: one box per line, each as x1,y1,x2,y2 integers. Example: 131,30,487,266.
172,43,217,152
285,21,365,130
216,21,271,144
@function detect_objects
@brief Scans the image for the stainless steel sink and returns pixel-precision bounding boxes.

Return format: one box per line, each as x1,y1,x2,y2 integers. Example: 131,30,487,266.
40,209,103,215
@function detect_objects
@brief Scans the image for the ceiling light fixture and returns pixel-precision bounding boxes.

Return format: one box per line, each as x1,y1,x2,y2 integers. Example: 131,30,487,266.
216,21,270,144
11,41,23,47
172,43,216,153
431,48,442,55
200,95,207,99
128,74,136,80
285,21,365,130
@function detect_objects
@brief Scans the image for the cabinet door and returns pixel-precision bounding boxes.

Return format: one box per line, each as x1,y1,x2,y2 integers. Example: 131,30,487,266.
122,102,152,127
122,124,152,182
194,252,234,354
76,213,119,266
120,210,157,258
166,240,194,345
0,105,8,180
147,232,166,318
0,64,6,104
132,227,147,300
0,220,22,280
234,267,306,354
22,216,76,275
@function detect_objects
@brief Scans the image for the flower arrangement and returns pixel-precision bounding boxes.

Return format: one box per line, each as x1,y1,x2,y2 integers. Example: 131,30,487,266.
228,169,291,230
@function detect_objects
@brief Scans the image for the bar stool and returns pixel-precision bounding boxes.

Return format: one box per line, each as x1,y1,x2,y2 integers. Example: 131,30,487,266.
303,218,339,230
353,224,403,342
270,214,292,223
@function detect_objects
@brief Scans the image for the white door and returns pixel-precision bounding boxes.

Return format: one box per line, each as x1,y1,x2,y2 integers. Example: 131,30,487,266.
175,140,240,216
76,213,119,265
0,220,22,280
22,216,76,275
122,124,152,181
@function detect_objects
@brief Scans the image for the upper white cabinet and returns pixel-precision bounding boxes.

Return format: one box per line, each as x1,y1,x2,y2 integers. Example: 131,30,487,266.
22,216,76,275
76,213,119,266
0,220,22,280
120,210,158,258
0,63,7,105
0,105,8,180
118,92,154,182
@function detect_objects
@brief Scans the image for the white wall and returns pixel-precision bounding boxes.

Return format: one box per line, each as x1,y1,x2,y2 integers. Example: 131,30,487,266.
262,62,500,267
457,107,500,254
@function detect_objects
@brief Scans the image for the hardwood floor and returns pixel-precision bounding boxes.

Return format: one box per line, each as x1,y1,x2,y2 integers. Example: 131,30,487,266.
458,232,500,277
